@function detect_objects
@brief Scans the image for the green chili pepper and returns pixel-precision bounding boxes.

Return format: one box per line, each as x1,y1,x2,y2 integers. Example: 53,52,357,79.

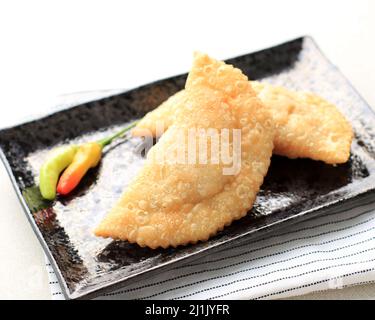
39,145,78,200
38,120,139,200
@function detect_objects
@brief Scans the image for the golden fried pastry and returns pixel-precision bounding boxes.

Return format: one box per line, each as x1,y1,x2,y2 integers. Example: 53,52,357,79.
95,53,274,248
131,90,185,137
133,82,353,164
251,81,353,164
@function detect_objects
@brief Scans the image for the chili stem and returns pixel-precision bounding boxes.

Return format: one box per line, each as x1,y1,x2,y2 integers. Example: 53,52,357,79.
97,120,139,148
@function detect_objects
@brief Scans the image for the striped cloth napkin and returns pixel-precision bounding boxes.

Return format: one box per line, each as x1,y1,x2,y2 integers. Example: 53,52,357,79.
46,196,375,300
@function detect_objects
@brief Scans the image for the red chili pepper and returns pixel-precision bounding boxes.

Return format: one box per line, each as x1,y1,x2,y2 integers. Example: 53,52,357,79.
56,142,102,195
56,121,138,196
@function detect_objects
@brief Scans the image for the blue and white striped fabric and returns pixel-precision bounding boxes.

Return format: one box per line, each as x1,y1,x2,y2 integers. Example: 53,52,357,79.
46,197,375,300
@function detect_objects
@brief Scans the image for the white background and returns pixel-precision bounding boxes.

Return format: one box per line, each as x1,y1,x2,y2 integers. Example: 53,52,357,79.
0,0,374,299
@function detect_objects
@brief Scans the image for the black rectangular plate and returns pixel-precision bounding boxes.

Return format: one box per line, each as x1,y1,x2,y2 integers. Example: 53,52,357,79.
1,36,375,299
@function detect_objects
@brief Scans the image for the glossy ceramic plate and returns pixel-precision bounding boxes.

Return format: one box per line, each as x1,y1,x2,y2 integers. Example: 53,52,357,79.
1,36,375,299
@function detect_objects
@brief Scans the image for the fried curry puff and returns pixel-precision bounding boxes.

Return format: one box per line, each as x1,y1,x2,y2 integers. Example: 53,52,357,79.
251,81,353,164
133,82,353,165
94,53,275,248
